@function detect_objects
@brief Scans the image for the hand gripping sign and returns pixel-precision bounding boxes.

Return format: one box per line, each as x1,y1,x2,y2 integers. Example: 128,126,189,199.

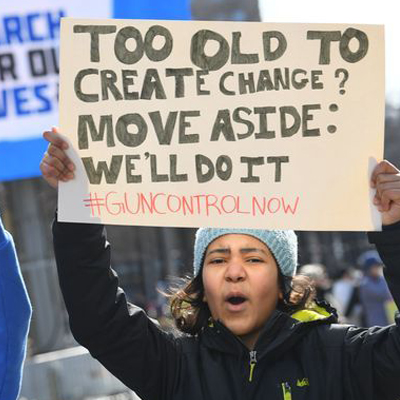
58,18,384,231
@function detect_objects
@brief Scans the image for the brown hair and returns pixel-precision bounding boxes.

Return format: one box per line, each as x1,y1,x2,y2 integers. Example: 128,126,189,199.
169,270,315,336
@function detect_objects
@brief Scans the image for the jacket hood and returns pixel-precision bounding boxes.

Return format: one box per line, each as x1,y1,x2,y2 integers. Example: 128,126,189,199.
201,300,338,360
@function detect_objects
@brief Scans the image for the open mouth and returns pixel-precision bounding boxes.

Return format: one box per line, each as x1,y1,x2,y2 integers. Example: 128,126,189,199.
227,296,247,305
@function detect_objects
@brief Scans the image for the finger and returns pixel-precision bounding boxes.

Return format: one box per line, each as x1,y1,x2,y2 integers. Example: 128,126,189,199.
375,173,400,187
378,188,400,212
43,129,69,150
41,158,75,181
371,160,399,187
47,143,75,171
379,188,400,202
42,153,74,180
376,180,400,197
380,194,391,212
373,194,388,212
373,190,385,209
43,151,66,175
373,195,381,205
40,160,60,180
39,163,58,188
41,156,64,178
376,179,400,202
39,160,51,177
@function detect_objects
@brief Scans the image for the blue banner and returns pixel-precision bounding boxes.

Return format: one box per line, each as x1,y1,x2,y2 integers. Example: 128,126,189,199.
114,0,190,20
0,0,190,182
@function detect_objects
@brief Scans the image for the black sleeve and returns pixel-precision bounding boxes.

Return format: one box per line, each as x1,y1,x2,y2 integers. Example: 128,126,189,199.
52,218,181,400
341,225,400,399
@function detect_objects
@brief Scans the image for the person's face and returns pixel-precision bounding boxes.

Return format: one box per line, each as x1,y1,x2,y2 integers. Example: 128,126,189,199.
368,264,383,278
202,234,282,349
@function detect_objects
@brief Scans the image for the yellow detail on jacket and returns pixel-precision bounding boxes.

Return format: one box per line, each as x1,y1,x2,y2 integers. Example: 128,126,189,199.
281,382,292,400
297,378,309,387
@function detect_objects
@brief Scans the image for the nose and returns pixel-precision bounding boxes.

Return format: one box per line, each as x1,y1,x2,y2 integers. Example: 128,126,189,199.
224,259,246,282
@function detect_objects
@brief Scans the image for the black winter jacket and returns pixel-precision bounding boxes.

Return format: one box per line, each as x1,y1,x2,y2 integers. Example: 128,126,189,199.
52,219,400,400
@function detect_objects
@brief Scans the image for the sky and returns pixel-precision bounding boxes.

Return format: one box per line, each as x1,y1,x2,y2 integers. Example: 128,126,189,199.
258,0,400,105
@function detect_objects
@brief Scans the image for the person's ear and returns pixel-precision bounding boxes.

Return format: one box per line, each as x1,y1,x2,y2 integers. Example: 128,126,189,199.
278,290,284,300
203,294,208,303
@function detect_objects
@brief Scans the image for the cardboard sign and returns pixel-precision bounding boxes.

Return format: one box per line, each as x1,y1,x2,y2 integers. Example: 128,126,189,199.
58,18,384,230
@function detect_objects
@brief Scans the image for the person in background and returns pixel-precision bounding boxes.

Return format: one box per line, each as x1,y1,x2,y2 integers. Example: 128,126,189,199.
0,212,32,400
358,250,393,326
297,263,337,306
332,266,363,325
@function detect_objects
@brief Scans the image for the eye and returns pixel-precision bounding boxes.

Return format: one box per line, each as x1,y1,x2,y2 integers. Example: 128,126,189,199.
208,258,226,265
246,257,264,264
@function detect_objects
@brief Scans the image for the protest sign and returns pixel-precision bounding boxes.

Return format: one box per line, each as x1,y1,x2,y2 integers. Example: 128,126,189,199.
0,0,187,181
0,1,111,180
58,18,384,230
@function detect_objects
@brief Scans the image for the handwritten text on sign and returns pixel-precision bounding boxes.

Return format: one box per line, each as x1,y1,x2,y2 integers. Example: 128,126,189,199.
58,19,384,230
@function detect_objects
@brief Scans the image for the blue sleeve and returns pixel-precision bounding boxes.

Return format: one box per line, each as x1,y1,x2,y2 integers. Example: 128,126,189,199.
0,216,32,400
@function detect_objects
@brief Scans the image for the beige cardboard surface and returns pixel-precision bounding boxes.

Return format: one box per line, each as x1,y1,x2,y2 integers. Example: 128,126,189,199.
58,18,384,230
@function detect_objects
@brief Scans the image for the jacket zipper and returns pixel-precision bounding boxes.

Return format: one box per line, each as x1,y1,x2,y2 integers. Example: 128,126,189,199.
248,350,257,382
281,382,292,400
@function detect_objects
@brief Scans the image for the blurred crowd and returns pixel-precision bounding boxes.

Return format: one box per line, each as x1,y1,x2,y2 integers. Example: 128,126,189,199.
296,250,395,327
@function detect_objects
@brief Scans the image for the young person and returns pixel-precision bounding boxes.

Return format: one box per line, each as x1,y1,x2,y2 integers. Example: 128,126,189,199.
41,127,400,400
0,212,32,400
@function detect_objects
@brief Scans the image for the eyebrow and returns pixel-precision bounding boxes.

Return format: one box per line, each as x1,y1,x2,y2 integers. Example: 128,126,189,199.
206,248,268,256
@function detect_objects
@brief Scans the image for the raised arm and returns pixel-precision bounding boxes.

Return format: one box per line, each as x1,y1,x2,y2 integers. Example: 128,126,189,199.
369,160,400,310
52,217,180,400
42,129,180,400
342,160,400,399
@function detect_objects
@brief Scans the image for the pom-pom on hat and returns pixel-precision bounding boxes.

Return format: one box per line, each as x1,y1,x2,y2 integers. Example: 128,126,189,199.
193,228,298,277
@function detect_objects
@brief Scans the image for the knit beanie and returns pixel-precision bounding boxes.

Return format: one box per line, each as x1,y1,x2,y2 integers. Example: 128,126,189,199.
193,228,298,277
